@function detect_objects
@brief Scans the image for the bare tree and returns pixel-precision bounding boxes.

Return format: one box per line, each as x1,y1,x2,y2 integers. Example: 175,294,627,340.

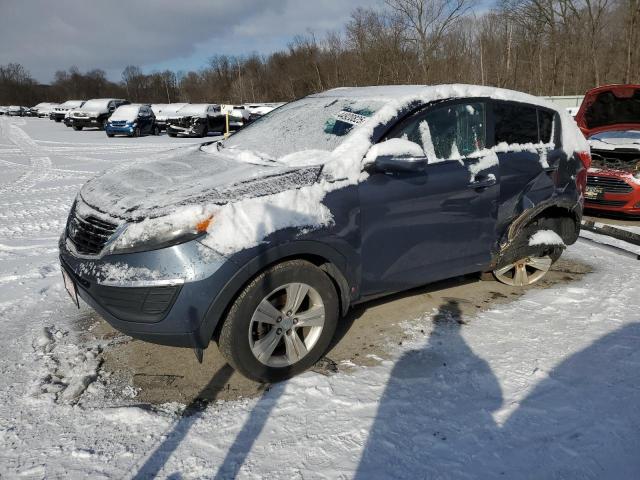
385,0,476,82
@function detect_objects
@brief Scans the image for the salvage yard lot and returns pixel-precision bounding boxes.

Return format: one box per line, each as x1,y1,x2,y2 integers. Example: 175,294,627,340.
1,116,640,478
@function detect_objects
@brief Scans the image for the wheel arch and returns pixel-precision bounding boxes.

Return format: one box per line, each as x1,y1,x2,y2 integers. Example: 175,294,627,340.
198,241,353,347
504,200,581,248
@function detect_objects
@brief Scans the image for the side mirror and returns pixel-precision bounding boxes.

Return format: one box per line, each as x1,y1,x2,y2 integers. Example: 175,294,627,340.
367,138,429,173
375,155,428,173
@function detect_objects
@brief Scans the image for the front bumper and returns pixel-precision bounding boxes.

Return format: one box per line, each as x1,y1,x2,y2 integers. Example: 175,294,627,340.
70,117,103,128
59,236,240,348
166,123,200,136
105,124,136,135
585,175,640,215
50,112,66,121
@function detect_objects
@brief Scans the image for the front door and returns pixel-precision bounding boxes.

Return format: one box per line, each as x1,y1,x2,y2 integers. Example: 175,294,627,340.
358,100,500,297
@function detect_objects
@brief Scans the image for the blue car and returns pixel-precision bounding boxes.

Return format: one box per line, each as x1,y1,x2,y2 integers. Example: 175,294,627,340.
105,104,159,137
59,85,590,382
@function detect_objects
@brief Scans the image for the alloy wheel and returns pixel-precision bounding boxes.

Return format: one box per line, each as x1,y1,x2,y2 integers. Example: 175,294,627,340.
493,254,552,286
248,282,325,367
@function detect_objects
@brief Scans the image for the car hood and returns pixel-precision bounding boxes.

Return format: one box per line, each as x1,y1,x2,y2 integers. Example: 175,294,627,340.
576,84,640,137
73,108,106,116
79,144,323,221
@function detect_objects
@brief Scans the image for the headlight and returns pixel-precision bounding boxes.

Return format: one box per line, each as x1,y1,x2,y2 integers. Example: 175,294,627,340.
108,214,214,254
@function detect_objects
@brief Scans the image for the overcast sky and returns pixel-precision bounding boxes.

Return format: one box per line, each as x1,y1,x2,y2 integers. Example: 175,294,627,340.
0,0,383,83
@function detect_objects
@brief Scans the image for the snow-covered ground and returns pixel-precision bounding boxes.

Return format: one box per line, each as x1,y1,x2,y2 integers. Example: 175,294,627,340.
1,117,639,479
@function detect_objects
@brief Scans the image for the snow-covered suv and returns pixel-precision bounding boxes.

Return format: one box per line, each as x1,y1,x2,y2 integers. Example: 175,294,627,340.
69,98,129,130
59,85,589,382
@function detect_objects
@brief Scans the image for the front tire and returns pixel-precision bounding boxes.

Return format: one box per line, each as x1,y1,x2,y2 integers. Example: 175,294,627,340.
73,125,83,131
218,260,339,383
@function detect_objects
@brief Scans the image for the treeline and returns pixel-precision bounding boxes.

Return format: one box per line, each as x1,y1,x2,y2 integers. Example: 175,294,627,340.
2,0,639,106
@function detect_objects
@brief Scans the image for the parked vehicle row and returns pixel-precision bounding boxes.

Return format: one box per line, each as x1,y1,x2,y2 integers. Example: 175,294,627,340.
4,98,281,139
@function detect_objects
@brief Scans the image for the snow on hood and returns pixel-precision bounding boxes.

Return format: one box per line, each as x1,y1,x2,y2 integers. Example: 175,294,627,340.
79,144,322,221
79,99,113,113
152,103,187,118
176,104,212,117
109,105,141,122
57,100,84,110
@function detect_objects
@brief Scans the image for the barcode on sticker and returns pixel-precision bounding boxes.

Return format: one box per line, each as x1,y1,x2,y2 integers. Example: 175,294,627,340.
334,110,368,126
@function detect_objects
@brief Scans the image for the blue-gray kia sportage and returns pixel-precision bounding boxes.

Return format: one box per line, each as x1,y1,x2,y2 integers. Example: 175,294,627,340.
59,85,591,382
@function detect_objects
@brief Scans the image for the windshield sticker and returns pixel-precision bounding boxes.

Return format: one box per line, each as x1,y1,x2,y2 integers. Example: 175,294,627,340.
334,110,369,126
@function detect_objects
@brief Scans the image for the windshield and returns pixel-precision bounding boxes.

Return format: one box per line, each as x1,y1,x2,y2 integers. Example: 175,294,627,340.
590,130,640,144
110,105,140,121
82,99,110,110
222,96,384,159
177,104,209,116
60,101,83,108
156,103,187,115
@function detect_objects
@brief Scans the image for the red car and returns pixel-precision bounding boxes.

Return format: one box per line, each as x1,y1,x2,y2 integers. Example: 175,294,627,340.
575,84,640,216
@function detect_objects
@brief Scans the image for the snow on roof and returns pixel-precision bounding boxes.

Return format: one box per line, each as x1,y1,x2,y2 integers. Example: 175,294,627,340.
317,84,556,109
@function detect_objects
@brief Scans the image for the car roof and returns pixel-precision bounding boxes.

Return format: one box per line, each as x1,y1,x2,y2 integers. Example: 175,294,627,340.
312,84,555,110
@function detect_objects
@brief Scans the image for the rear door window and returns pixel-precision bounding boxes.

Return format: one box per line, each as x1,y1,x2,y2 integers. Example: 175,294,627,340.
494,102,556,146
494,102,538,144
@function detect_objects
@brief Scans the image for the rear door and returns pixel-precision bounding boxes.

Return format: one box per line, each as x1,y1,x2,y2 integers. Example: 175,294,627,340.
358,99,500,296
491,101,566,233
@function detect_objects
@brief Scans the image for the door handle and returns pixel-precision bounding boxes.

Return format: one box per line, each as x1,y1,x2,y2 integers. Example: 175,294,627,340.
467,176,497,189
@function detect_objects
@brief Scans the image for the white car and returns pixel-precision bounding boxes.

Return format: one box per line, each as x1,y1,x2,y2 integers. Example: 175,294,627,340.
51,100,85,122
245,102,285,120
36,103,59,118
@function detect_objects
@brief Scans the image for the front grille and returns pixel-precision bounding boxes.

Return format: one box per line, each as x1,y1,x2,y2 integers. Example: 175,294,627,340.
93,284,181,323
110,120,127,126
67,205,119,255
584,198,628,207
169,117,194,128
586,175,633,194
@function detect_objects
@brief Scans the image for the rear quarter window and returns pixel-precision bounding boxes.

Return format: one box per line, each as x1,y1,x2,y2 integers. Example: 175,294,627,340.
538,109,555,143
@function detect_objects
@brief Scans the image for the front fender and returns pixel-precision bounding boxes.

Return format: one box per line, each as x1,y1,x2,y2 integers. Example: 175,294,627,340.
196,240,354,348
